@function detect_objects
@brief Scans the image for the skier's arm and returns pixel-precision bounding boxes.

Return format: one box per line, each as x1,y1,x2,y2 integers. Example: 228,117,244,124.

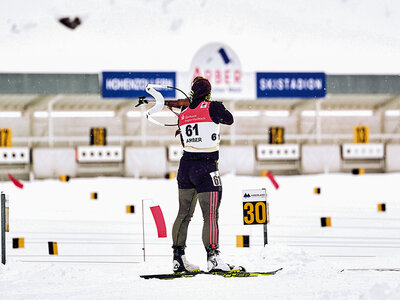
209,101,234,125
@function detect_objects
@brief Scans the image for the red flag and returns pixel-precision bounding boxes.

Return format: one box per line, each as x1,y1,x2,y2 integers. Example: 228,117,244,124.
150,205,167,238
8,173,24,189
266,171,279,190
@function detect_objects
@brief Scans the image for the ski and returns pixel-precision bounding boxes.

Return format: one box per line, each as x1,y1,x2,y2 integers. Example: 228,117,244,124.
140,272,201,280
205,268,283,278
140,268,282,280
340,268,400,272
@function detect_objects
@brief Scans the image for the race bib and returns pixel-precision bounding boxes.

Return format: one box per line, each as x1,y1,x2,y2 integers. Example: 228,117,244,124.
209,171,222,187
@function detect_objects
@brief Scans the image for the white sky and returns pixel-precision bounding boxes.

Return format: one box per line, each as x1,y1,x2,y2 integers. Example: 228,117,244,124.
0,0,399,73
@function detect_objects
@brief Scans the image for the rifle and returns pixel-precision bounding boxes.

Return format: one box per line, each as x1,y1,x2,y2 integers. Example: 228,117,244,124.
134,84,190,127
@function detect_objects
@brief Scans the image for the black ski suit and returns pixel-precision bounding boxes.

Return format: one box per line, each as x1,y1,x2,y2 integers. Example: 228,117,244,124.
172,98,233,250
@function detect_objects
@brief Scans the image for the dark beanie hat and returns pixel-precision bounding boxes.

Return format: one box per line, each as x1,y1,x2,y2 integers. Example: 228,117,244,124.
191,76,211,101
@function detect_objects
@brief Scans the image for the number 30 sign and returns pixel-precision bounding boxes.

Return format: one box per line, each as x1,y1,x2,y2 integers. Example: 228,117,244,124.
242,189,268,225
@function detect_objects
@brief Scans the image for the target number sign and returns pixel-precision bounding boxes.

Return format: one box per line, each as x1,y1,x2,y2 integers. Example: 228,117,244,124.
242,189,268,225
243,201,267,225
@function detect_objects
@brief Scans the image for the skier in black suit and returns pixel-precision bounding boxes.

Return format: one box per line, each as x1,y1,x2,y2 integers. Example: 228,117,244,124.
171,76,234,273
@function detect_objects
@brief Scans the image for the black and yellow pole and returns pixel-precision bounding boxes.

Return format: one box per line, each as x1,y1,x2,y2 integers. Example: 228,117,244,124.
48,242,58,255
12,238,24,248
1,192,6,264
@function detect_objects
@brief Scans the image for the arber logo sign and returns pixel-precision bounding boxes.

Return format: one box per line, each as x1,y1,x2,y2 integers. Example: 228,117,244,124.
189,43,242,99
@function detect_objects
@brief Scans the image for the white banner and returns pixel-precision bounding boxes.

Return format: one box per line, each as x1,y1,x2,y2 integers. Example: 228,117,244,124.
179,42,255,100
242,188,267,202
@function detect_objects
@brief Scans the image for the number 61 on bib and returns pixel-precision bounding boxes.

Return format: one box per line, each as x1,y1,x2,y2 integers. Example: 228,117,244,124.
242,189,268,225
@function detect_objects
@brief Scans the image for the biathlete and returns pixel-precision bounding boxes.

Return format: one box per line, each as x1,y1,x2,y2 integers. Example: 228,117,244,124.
171,76,234,273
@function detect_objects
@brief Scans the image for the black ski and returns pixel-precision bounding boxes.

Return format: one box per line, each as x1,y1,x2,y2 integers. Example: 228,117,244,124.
140,272,201,280
140,268,283,280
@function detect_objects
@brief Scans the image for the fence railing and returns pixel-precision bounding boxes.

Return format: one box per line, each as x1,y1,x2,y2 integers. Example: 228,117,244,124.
9,133,400,147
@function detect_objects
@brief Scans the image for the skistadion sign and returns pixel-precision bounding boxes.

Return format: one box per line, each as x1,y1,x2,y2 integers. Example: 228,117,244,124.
101,72,176,98
100,44,326,100
256,72,326,98
101,71,326,100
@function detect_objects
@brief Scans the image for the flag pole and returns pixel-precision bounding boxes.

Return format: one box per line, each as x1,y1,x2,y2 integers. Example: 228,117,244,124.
142,199,146,262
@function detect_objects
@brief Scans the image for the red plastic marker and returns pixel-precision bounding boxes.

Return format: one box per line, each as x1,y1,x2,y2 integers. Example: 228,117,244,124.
266,171,279,190
8,173,23,189
150,205,167,238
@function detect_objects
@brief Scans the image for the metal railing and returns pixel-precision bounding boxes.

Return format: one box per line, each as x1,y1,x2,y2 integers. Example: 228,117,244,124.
10,133,400,147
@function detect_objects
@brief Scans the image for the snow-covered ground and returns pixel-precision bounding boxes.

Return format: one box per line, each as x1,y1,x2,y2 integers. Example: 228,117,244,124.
1,1,400,298
1,173,400,299
0,0,399,73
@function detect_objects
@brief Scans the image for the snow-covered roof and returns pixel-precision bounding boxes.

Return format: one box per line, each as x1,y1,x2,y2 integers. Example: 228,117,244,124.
0,0,399,74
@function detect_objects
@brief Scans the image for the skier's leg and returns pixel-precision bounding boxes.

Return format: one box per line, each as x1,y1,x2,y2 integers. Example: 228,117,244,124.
172,188,197,247
172,188,199,272
190,159,222,249
197,191,221,249
198,191,230,271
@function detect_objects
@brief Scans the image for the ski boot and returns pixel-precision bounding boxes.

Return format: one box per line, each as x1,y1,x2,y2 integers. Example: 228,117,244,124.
206,247,231,272
172,246,200,273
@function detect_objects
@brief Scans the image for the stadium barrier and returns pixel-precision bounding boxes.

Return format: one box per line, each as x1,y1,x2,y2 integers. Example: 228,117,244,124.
76,146,123,163
256,144,300,174
341,143,385,173
0,147,30,180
